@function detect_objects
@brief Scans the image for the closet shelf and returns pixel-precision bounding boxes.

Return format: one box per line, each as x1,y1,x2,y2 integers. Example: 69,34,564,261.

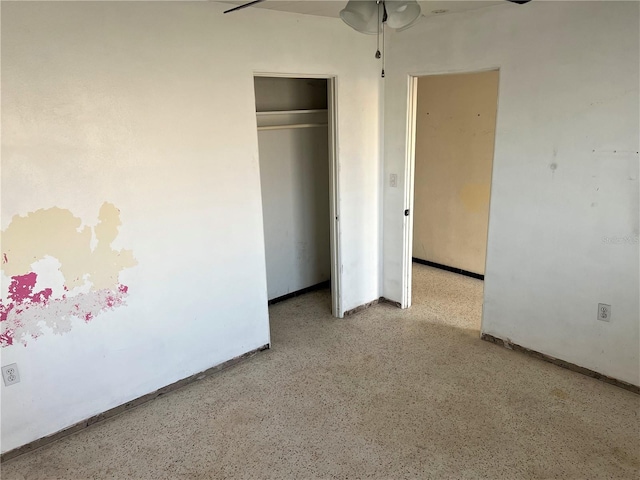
256,109,327,116
257,123,328,131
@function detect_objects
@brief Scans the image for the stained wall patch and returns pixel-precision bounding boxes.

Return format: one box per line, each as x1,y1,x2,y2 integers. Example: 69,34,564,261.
1,203,137,347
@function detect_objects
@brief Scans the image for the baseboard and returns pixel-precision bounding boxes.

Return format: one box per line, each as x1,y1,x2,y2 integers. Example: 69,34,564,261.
344,298,380,316
1,344,270,463
413,258,484,281
380,297,402,308
343,297,401,317
481,333,639,394
268,281,331,305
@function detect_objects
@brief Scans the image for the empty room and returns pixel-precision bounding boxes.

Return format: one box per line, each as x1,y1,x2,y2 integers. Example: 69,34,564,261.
1,1,638,479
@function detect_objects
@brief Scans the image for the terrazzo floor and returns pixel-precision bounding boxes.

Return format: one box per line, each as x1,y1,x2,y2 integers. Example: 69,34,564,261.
3,264,639,479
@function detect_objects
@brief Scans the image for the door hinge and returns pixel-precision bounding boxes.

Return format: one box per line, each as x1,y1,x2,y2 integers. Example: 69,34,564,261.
404,209,410,216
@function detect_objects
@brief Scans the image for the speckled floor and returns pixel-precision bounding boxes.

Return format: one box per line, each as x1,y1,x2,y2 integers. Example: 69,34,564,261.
3,264,639,479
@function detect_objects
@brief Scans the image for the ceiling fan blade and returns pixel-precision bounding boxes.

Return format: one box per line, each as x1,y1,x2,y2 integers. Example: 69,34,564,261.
224,0,267,14
505,0,532,3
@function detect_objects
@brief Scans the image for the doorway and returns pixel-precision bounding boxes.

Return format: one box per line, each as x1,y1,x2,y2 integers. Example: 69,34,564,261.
254,75,341,317
404,69,499,330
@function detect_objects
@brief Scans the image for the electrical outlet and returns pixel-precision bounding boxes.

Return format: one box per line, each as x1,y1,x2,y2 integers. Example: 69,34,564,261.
597,303,611,322
390,173,398,188
2,363,20,386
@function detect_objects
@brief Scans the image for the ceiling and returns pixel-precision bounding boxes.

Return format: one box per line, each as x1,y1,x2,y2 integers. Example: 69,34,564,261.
221,1,504,19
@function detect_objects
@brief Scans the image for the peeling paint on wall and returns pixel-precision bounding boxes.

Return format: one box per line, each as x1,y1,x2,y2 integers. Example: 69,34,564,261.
0,203,137,347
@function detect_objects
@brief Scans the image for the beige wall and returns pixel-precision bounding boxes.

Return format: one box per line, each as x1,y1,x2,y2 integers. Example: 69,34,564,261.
412,70,499,275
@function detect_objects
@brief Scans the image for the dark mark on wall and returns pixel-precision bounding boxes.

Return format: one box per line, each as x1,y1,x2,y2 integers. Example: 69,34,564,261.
481,333,639,395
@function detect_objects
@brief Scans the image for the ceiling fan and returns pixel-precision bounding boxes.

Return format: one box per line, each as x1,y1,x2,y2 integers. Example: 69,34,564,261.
224,0,532,22
224,0,532,77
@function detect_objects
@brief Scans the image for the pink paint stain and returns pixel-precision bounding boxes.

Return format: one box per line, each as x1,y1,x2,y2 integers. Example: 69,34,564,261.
0,331,13,346
7,272,52,305
1,272,131,347
8,272,37,303
0,303,14,322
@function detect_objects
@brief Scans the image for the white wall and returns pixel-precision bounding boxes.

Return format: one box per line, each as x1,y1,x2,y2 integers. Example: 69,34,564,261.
1,2,381,453
383,1,639,385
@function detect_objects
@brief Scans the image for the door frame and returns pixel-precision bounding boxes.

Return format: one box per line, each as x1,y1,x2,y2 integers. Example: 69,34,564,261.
402,67,500,327
253,72,343,318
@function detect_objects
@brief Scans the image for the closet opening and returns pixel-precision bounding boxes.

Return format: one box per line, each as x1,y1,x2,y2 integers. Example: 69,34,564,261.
254,75,341,318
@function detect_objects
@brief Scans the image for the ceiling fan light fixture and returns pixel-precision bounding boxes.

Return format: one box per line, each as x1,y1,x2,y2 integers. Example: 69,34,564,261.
395,13,423,32
385,0,421,29
339,0,382,35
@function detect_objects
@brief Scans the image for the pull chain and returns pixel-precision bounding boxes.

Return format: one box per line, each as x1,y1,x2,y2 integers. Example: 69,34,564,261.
381,18,385,78
375,1,381,59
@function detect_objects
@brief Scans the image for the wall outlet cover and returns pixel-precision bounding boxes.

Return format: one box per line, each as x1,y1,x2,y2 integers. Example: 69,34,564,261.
2,363,20,386
597,303,611,322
